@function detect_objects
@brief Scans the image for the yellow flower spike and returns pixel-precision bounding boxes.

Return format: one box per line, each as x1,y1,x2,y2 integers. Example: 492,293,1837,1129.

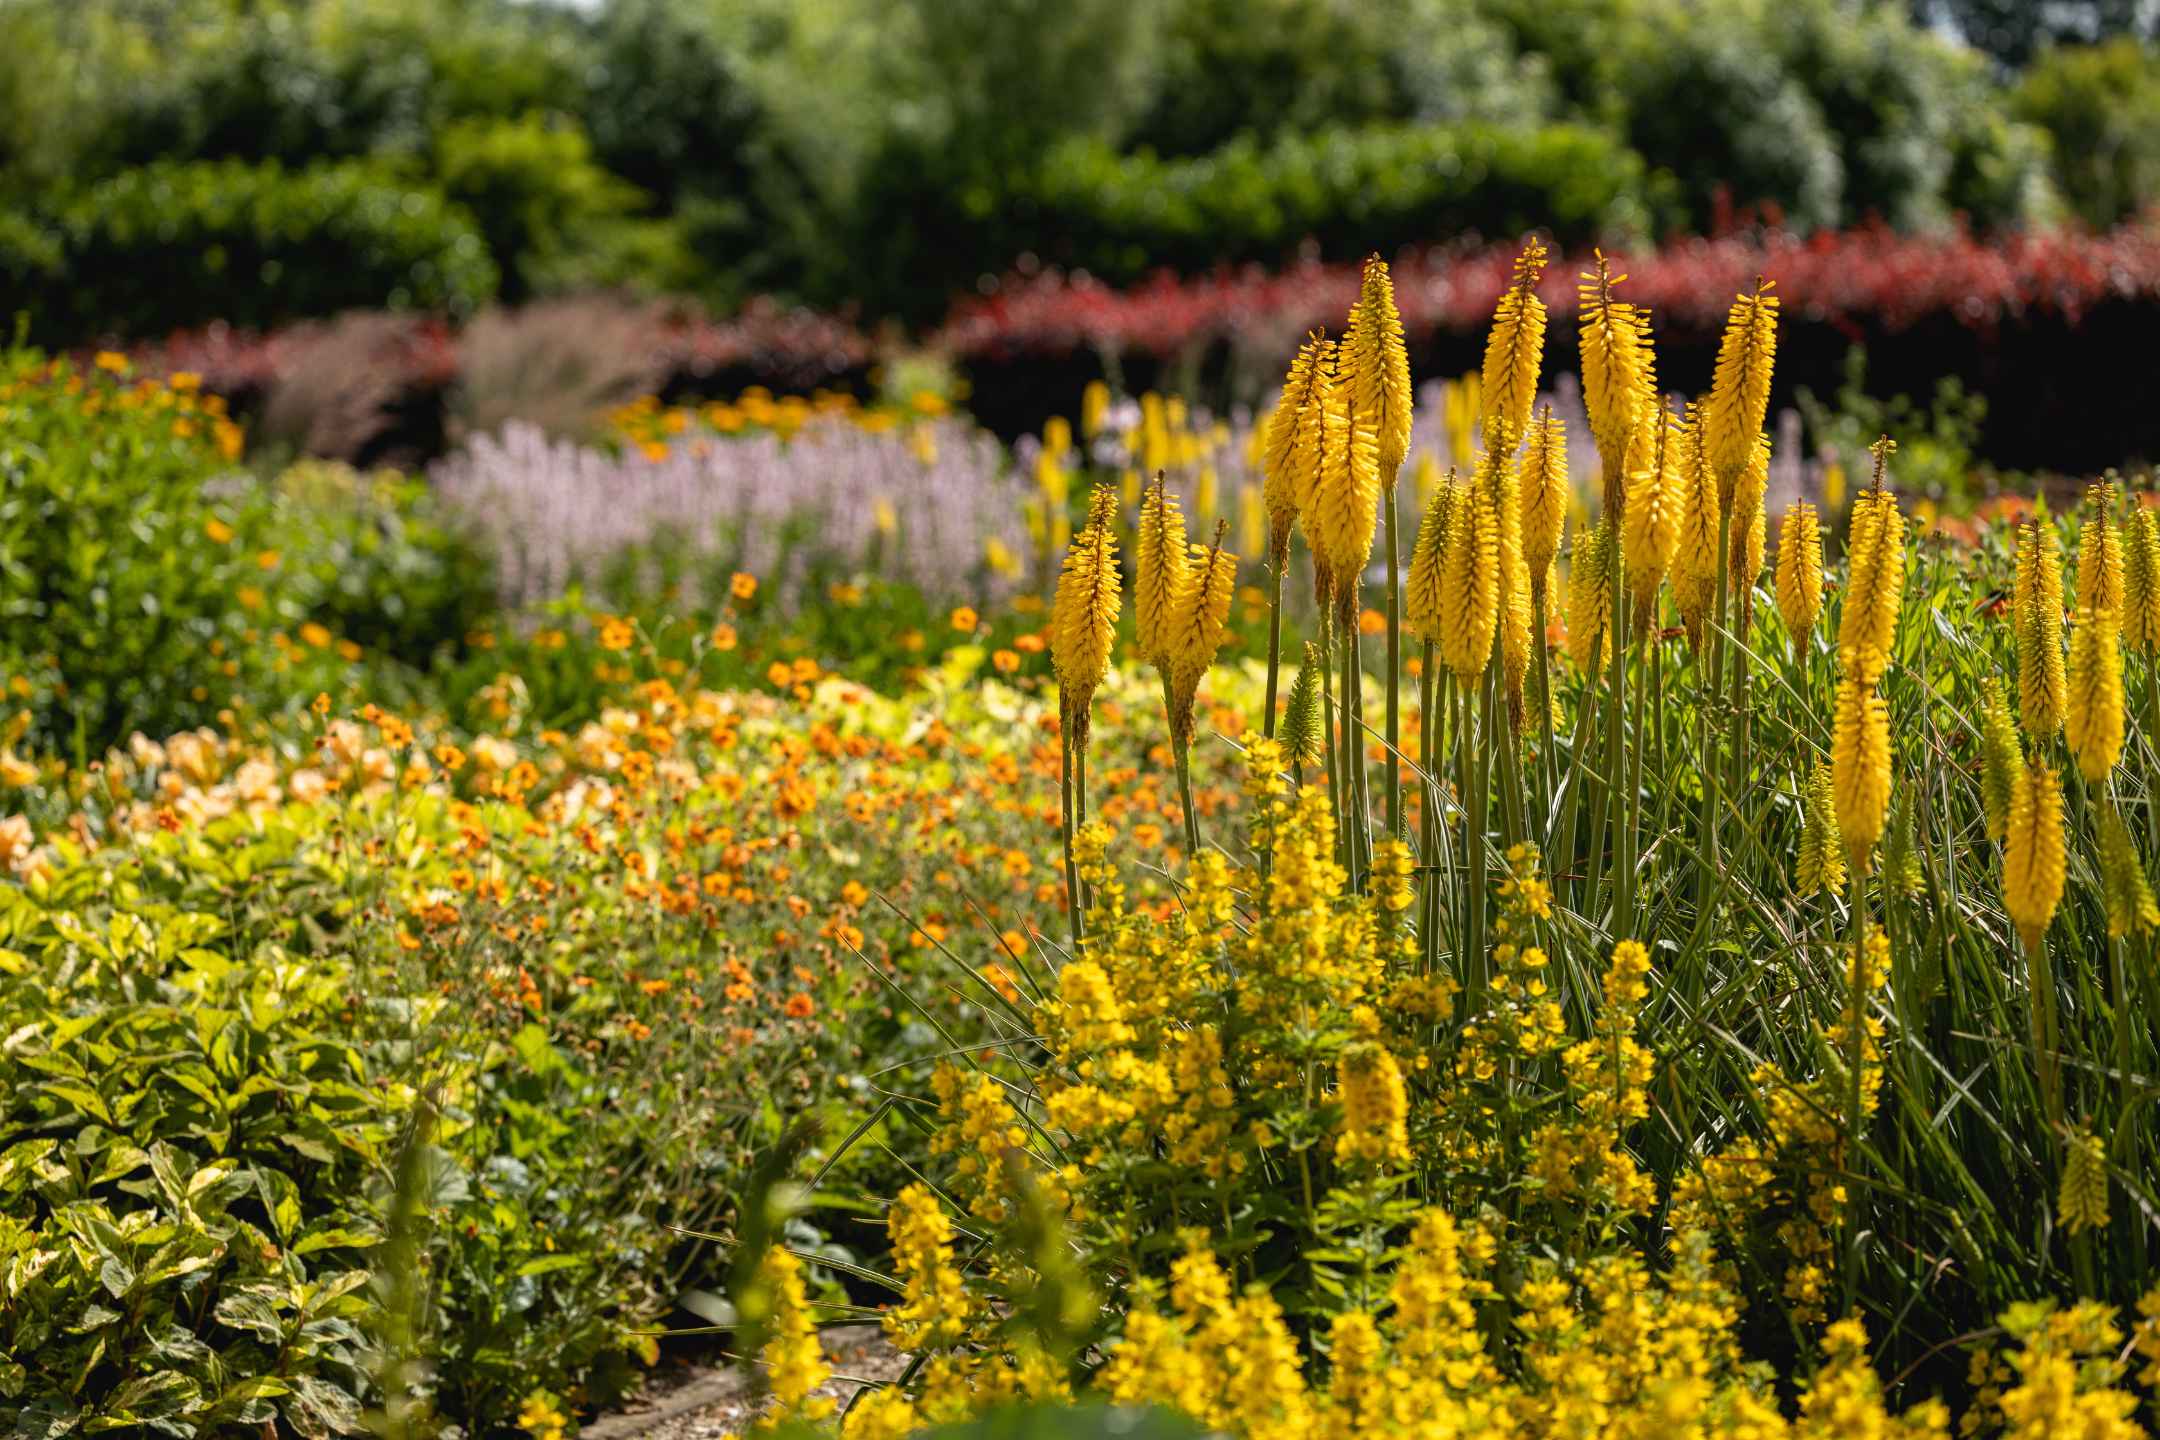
1347,255,1414,483
1050,486,1123,744
1165,527,1239,747
1831,675,1891,870
1478,441,1531,714
2077,481,2124,618
2003,758,2066,950
1577,250,1656,515
1796,760,1847,897
1565,518,1614,674
2122,505,2160,653
1334,1042,1410,1166
1774,500,1824,652
2066,607,2125,782
2098,802,2160,938
1728,430,1771,592
1438,477,1499,680
1480,236,1550,450
1280,642,1328,769
1519,406,1570,594
1261,332,1328,567
2014,516,2067,736
1135,473,1192,669
2059,1126,2111,1235
1671,403,1721,651
1405,468,1458,644
1702,277,1779,497
1308,353,1382,619
1978,678,2025,843
1620,411,1679,607
1837,452,1906,686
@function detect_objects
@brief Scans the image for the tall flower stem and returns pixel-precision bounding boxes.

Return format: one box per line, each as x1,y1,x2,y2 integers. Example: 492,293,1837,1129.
1385,484,1404,837
1533,585,1557,830
1263,557,1287,739
1606,525,1632,933
1059,732,1083,946
1462,669,1496,1012
1322,624,1343,866
1703,505,1735,894
1839,867,1871,1316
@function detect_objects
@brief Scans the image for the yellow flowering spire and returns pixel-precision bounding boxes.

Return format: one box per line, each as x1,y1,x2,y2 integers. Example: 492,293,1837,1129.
2065,607,2124,782
1334,1042,1410,1166
1519,406,1570,593
1050,484,1123,744
1438,477,1499,680
2003,758,2066,949
1774,500,1824,652
1261,331,1328,568
1346,256,1414,483
745,1246,836,1425
1702,277,1779,497
1728,431,1771,598
1406,469,1458,643
2015,515,2067,736
1166,527,1239,747
2077,481,2123,619
1671,402,1721,651
1577,250,1656,516
1566,518,1614,673
2099,802,2160,937
1978,678,2024,843
2123,504,2160,654
1280,643,1328,770
1135,473,1192,669
1477,441,1530,715
1480,236,1549,450
1796,760,1847,897
1619,410,1679,608
1837,446,1906,685
1831,674,1891,870
2059,1126,2110,1235
1309,354,1382,618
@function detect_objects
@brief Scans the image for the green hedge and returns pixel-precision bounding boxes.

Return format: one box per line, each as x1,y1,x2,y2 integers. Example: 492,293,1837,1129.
0,159,497,341
1021,121,1670,282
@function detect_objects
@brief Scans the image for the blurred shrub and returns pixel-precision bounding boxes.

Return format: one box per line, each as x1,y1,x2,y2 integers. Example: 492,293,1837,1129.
1485,0,2055,232
430,111,692,302
1023,121,1666,280
1135,0,1553,158
0,353,273,750
2014,39,2160,229
271,460,496,672
446,296,670,444
0,160,498,342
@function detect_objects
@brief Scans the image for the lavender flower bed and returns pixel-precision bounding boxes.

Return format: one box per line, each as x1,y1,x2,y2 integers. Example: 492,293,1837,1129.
433,419,1034,612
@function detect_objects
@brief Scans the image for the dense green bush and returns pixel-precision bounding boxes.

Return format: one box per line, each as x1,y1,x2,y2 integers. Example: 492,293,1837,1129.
2014,39,2160,229
0,159,497,340
1023,122,1668,280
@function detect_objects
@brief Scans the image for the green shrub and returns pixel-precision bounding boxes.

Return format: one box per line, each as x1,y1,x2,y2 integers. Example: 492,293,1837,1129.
270,461,497,674
1022,121,1667,281
0,159,497,341
0,872,399,1439
0,354,274,751
2014,38,2160,230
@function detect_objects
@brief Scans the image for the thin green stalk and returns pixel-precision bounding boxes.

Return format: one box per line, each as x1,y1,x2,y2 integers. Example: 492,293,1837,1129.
1606,546,1631,932
1840,865,1871,1316
1263,555,1287,739
1059,731,1083,946
1465,667,1496,1010
1385,484,1403,836
1703,504,1734,891
1418,648,1439,975
1533,583,1557,831
1322,625,1343,865
1173,736,1202,859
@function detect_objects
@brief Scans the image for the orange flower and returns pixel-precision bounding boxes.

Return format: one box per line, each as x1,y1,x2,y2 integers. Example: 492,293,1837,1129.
950,606,979,632
784,992,815,1018
1359,607,1387,636
992,649,1020,673
710,622,738,652
599,618,635,651
731,572,759,601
